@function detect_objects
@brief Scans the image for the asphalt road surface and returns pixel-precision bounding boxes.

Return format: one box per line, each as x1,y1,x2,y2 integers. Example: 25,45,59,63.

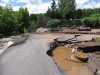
0,34,62,75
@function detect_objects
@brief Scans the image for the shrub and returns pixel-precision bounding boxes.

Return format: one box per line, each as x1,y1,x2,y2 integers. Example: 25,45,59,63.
47,19,61,28
82,14,100,28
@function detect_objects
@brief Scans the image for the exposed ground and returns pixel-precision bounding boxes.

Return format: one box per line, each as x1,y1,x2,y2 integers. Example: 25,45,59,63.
0,33,100,75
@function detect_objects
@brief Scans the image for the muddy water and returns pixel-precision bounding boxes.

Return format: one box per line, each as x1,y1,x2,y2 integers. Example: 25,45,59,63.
52,47,94,75
88,52,100,75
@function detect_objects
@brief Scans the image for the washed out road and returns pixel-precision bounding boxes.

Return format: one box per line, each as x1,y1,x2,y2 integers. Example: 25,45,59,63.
0,34,62,75
0,33,100,75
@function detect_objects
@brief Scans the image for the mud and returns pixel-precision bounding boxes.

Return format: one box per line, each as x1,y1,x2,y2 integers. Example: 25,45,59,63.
51,47,100,75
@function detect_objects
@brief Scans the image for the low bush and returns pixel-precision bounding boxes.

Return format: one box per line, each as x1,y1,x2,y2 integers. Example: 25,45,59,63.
47,19,61,28
82,14,100,28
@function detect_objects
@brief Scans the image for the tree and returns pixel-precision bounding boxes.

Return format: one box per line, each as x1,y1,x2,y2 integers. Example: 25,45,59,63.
58,0,76,19
47,19,61,28
51,0,56,12
82,14,100,28
75,9,83,19
36,14,48,27
0,6,17,36
47,0,56,18
18,8,30,33
47,0,61,19
30,14,37,22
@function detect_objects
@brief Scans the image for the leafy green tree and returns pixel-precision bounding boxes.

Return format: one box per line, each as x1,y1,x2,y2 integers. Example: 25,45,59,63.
47,0,61,19
47,19,61,28
82,14,100,28
17,8,30,33
58,0,76,19
36,14,48,27
30,14,37,22
51,0,56,11
75,9,83,19
0,6,17,36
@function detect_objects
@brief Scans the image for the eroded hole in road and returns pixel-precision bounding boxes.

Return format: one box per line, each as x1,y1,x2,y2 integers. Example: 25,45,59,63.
46,45,100,75
79,46,100,53
46,50,53,56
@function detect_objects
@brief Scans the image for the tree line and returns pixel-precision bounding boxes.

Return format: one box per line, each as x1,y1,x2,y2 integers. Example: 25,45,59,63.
0,6,47,36
0,0,100,36
47,0,100,28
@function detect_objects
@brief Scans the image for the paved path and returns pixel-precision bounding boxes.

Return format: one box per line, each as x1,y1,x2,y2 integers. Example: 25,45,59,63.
0,35,62,75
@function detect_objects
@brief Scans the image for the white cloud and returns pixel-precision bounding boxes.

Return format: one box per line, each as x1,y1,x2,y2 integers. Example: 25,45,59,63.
0,2,6,7
27,2,51,14
26,0,51,14
0,0,100,13
95,3,100,8
13,6,21,11
76,0,91,9
76,0,89,5
0,0,51,14
76,0,100,9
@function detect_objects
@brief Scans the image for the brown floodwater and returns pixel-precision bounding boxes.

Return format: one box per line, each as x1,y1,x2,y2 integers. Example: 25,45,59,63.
52,47,100,75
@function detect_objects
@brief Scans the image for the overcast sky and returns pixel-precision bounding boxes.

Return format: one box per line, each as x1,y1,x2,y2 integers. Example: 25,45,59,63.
0,0,100,14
